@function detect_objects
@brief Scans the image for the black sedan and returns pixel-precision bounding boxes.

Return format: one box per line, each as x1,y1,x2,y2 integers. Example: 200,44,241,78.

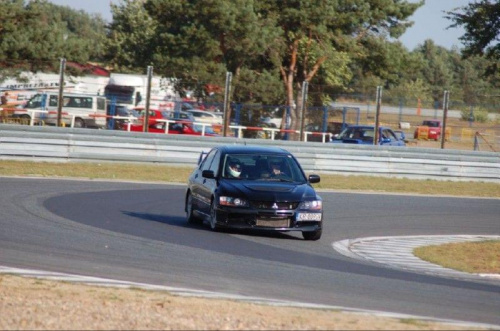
185,145,323,240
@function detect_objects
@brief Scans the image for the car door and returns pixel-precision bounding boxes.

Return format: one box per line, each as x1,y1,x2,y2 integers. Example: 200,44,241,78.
381,128,404,146
198,150,221,214
191,149,217,215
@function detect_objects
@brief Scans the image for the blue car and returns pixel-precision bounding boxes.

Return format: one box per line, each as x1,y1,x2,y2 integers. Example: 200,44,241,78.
331,125,406,146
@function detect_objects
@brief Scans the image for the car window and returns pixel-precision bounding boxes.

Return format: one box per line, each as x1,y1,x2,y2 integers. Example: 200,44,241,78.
170,123,183,131
49,95,58,107
192,124,215,134
222,153,306,182
423,121,439,127
383,129,397,140
209,150,220,174
200,149,217,171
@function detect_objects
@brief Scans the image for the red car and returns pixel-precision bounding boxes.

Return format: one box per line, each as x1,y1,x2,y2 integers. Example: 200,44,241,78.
414,120,442,141
124,121,218,136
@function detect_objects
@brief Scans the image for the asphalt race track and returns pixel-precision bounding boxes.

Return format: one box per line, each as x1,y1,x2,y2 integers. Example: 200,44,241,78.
1,177,499,326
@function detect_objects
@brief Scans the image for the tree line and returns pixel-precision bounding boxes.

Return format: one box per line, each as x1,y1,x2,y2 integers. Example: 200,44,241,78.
1,0,499,129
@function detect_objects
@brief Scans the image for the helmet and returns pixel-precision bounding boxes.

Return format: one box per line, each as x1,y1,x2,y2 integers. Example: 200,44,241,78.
228,159,242,178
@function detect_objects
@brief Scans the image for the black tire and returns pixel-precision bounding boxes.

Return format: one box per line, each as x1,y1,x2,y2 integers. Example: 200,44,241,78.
74,118,85,128
209,201,220,231
302,229,322,241
20,114,31,125
186,193,201,224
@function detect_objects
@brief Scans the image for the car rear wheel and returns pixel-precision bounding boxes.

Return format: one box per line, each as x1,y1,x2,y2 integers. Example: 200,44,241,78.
20,114,31,125
74,118,85,128
302,229,322,241
186,193,201,224
209,201,220,231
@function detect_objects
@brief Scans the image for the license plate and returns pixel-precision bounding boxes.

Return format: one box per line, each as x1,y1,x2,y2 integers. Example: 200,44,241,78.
256,218,290,228
296,213,322,221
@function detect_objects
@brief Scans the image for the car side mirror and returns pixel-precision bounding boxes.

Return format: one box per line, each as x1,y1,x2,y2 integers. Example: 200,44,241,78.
308,174,320,184
202,170,215,179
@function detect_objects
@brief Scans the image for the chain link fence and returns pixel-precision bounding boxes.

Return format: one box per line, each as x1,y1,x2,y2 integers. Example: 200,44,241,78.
1,67,499,151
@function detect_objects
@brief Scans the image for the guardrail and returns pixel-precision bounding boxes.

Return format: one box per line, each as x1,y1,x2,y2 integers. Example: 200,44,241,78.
0,124,498,182
2,108,334,142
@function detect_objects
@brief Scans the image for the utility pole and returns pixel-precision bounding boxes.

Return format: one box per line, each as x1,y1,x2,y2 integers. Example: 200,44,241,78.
441,90,450,149
143,66,153,133
299,81,309,141
56,58,66,127
373,86,382,145
222,72,232,137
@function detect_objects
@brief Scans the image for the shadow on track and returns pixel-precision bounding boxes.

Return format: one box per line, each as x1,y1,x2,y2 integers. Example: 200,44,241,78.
121,210,301,240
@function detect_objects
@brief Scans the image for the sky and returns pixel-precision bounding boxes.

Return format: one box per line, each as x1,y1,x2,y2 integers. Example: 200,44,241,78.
48,0,474,51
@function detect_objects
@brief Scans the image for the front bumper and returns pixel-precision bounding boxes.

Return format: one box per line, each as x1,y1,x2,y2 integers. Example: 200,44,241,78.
214,205,322,232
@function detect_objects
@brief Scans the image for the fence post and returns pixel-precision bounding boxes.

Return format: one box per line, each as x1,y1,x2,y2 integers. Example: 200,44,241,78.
56,58,66,127
440,90,449,149
299,81,309,141
222,72,233,137
398,99,404,123
474,132,479,151
143,66,153,133
374,86,382,145
322,106,328,133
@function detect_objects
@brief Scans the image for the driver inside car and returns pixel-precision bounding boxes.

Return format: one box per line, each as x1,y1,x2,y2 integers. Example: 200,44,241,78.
227,159,243,178
270,160,289,179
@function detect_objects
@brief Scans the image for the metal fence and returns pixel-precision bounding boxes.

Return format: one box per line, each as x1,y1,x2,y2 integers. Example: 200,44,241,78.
1,124,498,183
2,66,499,152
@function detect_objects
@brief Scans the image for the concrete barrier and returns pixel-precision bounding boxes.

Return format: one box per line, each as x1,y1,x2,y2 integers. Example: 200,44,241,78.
0,124,499,182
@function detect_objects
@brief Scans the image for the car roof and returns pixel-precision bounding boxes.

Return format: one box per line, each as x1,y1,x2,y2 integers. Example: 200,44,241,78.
216,145,290,155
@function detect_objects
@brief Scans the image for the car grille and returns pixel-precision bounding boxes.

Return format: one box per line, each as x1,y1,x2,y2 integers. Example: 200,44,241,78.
256,218,290,228
251,201,299,210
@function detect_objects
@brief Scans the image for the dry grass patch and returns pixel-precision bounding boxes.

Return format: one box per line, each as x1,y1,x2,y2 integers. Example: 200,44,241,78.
0,274,481,330
313,174,500,198
1,160,499,198
0,160,192,183
414,241,500,274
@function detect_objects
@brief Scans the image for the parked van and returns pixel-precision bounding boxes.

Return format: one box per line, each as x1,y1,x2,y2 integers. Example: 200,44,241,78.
1,90,38,107
13,92,107,128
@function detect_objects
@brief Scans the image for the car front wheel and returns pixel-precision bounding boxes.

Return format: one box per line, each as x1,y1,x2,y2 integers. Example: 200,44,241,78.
209,201,220,231
186,193,201,224
302,229,322,241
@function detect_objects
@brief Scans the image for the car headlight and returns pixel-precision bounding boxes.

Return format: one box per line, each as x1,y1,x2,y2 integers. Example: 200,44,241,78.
219,196,249,207
298,200,322,210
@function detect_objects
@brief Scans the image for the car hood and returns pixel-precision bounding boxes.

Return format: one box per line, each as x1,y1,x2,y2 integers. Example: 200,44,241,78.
219,180,318,201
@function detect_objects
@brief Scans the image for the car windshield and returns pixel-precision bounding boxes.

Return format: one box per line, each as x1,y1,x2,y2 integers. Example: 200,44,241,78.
336,127,374,142
423,121,439,127
25,94,44,108
222,154,306,182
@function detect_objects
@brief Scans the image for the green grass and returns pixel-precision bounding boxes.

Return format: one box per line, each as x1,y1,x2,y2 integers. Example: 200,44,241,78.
1,160,499,198
414,240,500,274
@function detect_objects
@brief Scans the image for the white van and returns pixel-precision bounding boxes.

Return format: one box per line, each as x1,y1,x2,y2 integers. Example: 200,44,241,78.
13,92,107,128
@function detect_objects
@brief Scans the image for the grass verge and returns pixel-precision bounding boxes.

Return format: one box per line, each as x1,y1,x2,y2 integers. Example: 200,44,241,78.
414,240,500,274
1,160,499,197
